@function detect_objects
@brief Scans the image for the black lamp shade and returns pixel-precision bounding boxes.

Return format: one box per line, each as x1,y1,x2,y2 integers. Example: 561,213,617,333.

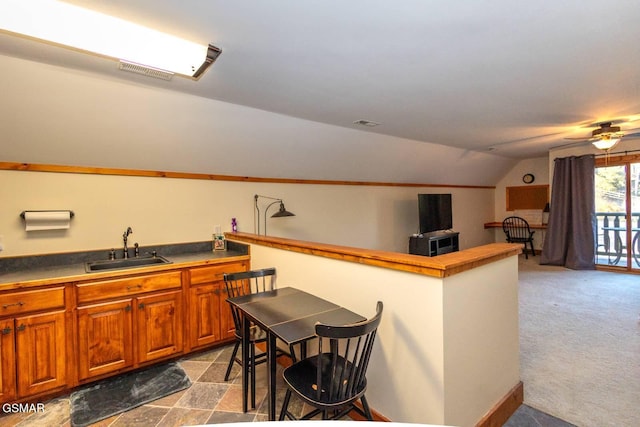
271,202,295,218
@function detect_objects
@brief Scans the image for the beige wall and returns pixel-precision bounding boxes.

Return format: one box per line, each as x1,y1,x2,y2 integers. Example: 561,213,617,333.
490,156,550,249
0,169,495,257
494,156,550,221
245,242,520,426
0,52,509,258
442,258,520,425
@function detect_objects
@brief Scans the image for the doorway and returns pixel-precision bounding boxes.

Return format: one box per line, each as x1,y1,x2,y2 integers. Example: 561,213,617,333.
595,158,640,271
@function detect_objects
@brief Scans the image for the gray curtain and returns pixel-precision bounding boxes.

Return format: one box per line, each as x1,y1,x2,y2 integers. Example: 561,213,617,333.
541,155,596,269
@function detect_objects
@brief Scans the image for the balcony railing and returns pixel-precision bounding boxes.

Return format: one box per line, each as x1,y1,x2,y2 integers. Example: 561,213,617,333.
596,211,640,268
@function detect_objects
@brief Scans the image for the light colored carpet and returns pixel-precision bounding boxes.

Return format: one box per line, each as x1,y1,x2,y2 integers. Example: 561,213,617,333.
518,257,640,427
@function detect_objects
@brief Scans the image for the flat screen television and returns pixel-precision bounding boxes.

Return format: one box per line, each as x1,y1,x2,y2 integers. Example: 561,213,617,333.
418,193,452,234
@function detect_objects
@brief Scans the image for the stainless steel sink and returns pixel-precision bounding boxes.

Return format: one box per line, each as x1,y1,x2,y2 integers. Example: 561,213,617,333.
85,255,172,273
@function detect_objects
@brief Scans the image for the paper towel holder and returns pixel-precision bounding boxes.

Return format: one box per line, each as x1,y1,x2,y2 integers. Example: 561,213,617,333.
20,210,75,220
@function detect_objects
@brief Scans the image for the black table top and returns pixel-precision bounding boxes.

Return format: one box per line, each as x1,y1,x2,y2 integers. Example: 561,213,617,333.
228,287,365,344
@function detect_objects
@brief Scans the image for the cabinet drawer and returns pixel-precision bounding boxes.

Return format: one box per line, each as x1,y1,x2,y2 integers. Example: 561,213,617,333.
0,287,65,317
77,271,182,304
190,261,248,285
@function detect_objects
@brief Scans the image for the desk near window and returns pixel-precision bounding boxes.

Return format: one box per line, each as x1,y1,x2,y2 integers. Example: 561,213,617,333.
484,222,547,229
227,287,366,421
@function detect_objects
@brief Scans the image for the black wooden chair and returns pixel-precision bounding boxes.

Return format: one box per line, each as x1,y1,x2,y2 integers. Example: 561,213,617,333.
502,216,536,259
223,267,295,408
279,301,383,421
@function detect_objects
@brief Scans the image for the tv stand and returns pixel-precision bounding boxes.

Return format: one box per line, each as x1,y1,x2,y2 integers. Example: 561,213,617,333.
409,231,459,257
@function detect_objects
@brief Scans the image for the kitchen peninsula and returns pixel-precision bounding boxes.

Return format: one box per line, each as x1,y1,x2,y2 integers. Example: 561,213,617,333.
227,232,522,427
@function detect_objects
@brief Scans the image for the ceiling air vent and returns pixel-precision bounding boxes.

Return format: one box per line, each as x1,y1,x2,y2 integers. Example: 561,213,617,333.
118,60,174,81
353,119,380,127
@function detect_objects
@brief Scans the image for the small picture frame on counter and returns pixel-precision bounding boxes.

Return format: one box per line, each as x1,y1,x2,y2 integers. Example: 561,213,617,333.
214,235,226,251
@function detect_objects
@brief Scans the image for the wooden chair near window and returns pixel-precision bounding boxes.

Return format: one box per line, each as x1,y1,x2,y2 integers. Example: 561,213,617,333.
502,216,536,259
223,267,295,408
279,301,383,421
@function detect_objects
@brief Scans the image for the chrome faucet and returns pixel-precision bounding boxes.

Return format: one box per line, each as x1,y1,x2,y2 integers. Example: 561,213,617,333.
122,227,133,259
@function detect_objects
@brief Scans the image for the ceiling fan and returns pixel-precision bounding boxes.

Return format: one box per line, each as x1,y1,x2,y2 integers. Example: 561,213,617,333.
564,120,640,151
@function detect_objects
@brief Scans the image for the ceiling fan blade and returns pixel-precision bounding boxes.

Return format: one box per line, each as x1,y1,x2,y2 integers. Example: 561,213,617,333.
623,132,640,139
564,136,596,141
552,140,591,149
492,131,566,147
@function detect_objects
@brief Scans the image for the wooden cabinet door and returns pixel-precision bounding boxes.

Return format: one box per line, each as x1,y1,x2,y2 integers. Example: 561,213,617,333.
220,292,236,340
15,311,66,397
0,319,16,403
136,290,183,364
189,284,222,348
77,299,134,380
188,261,248,344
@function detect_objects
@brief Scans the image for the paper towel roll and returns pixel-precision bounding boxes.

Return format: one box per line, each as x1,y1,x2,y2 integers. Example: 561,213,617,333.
24,211,72,231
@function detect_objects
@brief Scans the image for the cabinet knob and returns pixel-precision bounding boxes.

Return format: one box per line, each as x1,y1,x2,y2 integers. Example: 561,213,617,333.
138,303,145,310
16,324,26,332
1,327,11,335
125,305,132,312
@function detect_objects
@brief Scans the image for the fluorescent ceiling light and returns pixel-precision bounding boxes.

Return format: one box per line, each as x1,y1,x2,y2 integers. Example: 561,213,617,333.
0,0,221,79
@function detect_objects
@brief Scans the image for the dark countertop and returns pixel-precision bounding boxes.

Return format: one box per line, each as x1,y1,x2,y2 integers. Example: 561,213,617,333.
0,240,250,290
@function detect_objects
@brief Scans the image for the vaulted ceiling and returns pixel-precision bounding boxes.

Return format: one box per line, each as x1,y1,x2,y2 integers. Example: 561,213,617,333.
1,1,639,166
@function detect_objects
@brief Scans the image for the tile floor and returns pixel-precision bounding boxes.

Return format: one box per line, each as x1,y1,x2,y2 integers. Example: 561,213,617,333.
0,343,572,427
505,405,576,427
0,344,313,427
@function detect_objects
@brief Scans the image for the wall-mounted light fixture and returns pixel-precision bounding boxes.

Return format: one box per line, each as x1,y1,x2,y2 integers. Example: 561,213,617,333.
0,0,221,79
254,195,295,236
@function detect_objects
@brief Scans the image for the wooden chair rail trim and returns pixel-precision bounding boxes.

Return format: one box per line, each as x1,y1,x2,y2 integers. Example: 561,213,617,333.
0,162,494,189
226,232,521,278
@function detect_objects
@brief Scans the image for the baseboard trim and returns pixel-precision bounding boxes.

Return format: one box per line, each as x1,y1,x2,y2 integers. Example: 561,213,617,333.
475,381,524,427
348,401,391,422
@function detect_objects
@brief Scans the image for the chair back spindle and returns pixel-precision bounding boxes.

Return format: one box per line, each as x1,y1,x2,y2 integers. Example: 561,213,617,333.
315,308,380,404
224,267,276,332
280,301,383,421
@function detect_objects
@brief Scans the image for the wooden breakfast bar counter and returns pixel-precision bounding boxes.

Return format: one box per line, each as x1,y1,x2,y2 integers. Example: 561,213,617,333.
226,232,522,427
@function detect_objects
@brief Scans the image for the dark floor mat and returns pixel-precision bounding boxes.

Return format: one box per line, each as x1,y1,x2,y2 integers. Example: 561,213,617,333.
69,362,191,427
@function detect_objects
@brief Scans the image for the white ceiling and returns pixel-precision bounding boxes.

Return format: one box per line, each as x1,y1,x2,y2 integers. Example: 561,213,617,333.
1,0,640,159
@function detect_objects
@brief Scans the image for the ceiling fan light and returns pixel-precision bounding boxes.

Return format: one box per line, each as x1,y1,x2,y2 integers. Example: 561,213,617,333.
592,138,620,151
0,0,220,78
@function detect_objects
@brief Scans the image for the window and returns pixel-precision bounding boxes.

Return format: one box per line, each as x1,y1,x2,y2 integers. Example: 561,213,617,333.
595,155,640,270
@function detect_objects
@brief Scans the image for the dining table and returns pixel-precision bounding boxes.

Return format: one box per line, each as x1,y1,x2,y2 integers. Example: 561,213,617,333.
226,286,366,421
